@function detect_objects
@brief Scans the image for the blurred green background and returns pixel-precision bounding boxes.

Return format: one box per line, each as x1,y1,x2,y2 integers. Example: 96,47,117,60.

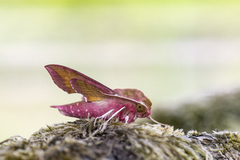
1,0,240,141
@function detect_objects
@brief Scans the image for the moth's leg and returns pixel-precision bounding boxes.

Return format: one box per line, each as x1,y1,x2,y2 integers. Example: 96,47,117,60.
105,106,125,124
87,113,90,119
89,106,126,138
94,109,114,126
124,115,129,124
100,106,126,132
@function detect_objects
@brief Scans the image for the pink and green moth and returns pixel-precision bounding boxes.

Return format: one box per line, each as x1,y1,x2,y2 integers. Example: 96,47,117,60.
45,64,161,124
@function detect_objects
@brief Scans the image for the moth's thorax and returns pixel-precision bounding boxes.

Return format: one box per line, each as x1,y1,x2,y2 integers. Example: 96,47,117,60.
95,97,148,122
107,91,152,119
113,88,152,110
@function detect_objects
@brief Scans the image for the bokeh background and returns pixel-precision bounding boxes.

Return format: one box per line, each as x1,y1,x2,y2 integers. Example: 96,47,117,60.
1,0,240,141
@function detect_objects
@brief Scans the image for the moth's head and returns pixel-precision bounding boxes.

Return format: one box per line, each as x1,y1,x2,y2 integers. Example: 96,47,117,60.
135,102,151,118
114,88,152,118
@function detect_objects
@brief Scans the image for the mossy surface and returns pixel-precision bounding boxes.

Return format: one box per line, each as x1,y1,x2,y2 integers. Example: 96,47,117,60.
0,119,239,160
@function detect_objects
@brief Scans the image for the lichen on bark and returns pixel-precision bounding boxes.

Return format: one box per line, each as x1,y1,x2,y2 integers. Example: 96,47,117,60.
0,119,239,159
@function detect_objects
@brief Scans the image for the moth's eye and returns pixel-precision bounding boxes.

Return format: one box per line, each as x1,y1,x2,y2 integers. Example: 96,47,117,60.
136,104,144,112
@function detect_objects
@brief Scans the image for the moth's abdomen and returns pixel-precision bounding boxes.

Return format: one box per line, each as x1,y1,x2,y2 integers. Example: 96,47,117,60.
51,99,139,123
51,100,120,119
51,101,89,118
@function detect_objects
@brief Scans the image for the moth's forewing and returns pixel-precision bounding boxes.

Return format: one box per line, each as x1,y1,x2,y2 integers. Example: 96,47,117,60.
45,65,117,100
45,64,85,93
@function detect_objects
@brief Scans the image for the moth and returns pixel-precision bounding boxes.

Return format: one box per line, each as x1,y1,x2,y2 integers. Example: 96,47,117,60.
45,64,161,124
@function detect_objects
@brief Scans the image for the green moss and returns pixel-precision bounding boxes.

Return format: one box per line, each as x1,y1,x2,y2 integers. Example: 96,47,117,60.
188,130,240,159
1,119,239,159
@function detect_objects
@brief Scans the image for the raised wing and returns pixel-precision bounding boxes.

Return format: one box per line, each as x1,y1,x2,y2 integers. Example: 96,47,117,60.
45,64,117,101
70,77,114,101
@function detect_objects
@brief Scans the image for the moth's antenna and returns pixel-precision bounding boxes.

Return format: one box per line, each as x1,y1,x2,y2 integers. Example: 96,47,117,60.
147,116,168,127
